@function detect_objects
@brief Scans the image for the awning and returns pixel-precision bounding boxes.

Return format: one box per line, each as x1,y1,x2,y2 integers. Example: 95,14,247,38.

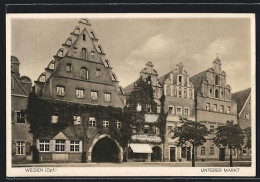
129,143,153,153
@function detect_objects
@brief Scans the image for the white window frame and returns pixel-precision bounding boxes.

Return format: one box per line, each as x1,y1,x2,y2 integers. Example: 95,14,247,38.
176,106,182,115
51,115,58,123
76,89,84,99
104,93,111,102
70,141,80,152
56,86,65,96
16,141,25,155
136,103,142,112
55,140,65,152
116,120,121,129
103,119,109,128
89,117,96,127
16,110,26,123
73,115,81,125
39,140,50,152
91,91,98,100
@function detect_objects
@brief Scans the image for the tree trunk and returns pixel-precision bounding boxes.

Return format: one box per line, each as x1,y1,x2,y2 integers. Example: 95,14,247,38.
229,146,233,167
192,145,195,167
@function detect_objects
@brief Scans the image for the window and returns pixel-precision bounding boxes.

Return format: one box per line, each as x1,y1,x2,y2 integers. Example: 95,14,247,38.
184,108,189,116
16,110,25,123
213,104,217,112
168,106,174,114
96,69,101,77
154,126,159,134
16,141,25,155
176,107,182,115
132,125,137,134
103,119,109,128
80,67,88,80
144,125,149,134
70,141,80,152
136,103,142,112
66,63,71,72
244,113,249,119
184,88,187,98
75,89,84,99
51,115,58,123
201,147,205,154
91,51,95,57
98,45,103,53
90,30,96,39
81,48,87,60
91,91,98,100
227,107,231,114
104,59,110,67
116,120,121,129
206,103,210,111
73,47,77,53
166,85,171,96
242,147,247,154
89,117,96,127
221,91,224,96
157,106,161,114
56,86,65,96
178,88,182,98
215,89,219,98
39,140,50,152
210,146,214,154
220,105,224,113
83,34,86,41
215,75,219,85
11,77,14,89
104,93,111,102
167,126,173,134
210,125,214,132
49,62,55,69
39,75,46,82
210,88,212,94
55,140,65,152
74,116,81,125
112,73,117,81
146,104,151,112
178,76,182,85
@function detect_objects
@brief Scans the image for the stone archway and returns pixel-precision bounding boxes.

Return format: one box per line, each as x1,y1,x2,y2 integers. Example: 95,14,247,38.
88,134,123,163
151,146,162,162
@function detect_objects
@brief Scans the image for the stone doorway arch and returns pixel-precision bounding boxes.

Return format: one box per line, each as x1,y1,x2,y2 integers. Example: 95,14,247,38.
88,134,123,163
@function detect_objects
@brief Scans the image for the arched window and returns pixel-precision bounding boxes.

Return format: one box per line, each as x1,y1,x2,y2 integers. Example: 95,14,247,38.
173,87,177,97
215,75,219,85
80,67,88,80
184,88,187,98
81,48,87,60
166,85,171,96
215,89,219,98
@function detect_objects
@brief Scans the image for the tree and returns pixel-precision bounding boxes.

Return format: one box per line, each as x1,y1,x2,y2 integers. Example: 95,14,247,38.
213,120,244,167
244,127,251,149
172,117,209,167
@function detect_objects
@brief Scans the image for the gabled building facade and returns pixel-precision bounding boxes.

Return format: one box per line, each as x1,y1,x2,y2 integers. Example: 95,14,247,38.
232,88,251,159
124,62,164,162
159,63,195,162
30,18,126,163
190,57,237,161
11,56,33,163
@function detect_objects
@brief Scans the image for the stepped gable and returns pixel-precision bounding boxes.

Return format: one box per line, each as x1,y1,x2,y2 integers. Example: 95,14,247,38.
232,88,251,114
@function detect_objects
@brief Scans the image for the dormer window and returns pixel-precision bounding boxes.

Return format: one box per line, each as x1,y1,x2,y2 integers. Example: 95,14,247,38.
65,37,72,45
90,30,96,39
104,59,110,68
57,48,64,57
74,26,80,34
39,74,46,82
112,73,117,81
98,45,103,53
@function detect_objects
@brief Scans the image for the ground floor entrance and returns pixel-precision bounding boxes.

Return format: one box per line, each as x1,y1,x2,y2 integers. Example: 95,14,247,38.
91,137,119,163
219,148,225,161
170,147,176,162
151,146,162,162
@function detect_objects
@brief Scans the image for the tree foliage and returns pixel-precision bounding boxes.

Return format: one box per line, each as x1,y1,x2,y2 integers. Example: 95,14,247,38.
172,117,210,147
213,120,244,150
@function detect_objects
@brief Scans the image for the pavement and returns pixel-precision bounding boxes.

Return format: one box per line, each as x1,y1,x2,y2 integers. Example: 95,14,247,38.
12,161,251,167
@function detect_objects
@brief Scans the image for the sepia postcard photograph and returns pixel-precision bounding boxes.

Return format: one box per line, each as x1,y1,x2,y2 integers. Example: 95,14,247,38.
6,13,256,177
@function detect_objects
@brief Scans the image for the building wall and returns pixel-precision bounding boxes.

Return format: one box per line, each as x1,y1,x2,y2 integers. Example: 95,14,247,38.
238,95,251,129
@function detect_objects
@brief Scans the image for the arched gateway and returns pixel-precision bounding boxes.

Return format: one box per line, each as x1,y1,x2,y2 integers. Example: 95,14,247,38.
88,134,123,163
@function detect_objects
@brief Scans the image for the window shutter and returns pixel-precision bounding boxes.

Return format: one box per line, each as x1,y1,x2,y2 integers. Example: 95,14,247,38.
26,142,31,155
12,142,16,155
11,111,15,124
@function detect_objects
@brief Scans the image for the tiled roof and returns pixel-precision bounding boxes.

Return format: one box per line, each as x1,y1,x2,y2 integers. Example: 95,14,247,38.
232,88,251,114
158,72,171,84
123,80,137,95
189,70,208,93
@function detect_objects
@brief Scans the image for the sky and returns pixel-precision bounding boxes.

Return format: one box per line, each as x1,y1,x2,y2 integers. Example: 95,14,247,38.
10,15,253,93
